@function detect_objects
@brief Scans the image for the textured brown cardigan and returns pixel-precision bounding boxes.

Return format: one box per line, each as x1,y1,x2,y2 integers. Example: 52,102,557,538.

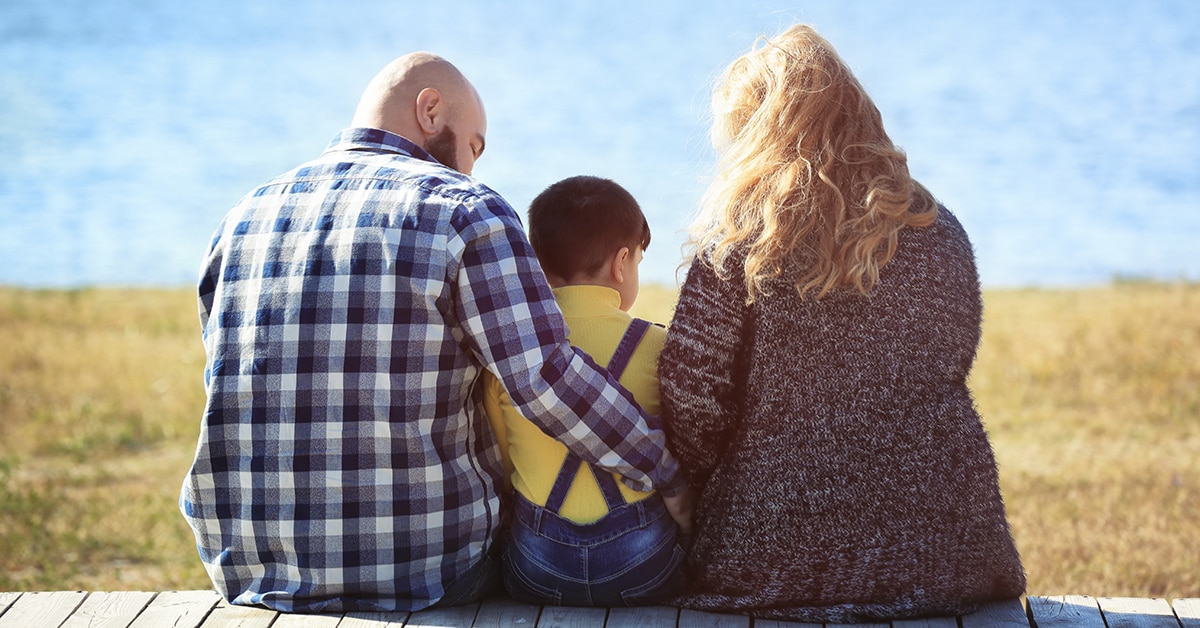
658,208,1026,623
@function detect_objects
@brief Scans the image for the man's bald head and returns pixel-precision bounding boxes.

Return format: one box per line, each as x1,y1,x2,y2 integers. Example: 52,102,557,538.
352,52,487,174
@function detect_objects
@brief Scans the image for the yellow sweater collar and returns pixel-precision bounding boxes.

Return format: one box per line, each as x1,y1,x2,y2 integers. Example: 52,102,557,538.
551,284,623,318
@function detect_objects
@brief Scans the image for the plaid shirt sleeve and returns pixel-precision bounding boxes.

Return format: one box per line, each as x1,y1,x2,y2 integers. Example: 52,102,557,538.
448,195,682,494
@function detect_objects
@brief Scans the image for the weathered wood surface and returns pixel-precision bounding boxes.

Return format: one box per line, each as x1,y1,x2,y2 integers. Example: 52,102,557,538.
1,592,1198,627
1027,595,1106,628
1173,598,1200,628
1095,597,1184,628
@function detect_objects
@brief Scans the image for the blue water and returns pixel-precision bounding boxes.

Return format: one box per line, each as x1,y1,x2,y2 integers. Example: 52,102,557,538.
2,1,1198,288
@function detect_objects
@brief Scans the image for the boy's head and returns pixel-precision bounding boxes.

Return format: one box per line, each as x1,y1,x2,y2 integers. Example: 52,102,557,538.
528,176,650,310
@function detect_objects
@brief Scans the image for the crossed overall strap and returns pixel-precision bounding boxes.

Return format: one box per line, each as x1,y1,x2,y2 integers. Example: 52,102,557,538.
543,318,653,515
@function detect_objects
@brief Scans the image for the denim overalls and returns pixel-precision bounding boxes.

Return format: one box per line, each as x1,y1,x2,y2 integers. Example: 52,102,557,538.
502,318,686,607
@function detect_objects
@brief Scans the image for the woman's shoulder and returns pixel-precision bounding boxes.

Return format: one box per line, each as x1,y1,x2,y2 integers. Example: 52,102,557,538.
889,204,979,281
932,204,969,238
928,205,973,248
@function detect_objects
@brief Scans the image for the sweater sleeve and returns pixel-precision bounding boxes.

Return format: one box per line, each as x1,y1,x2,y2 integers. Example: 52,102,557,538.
658,258,750,489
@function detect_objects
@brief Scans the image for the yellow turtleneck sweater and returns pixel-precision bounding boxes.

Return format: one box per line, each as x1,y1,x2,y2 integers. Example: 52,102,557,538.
483,284,666,524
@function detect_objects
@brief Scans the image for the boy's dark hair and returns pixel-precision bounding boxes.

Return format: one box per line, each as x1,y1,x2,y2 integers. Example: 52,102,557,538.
527,176,651,281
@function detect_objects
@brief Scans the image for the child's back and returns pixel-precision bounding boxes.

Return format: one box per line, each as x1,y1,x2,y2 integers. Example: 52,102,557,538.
483,175,685,606
489,286,666,522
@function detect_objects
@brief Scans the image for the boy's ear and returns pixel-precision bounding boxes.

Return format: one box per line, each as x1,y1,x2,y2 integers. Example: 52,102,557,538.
610,246,630,284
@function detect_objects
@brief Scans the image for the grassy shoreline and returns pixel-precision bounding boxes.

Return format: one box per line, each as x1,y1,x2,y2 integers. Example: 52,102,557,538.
2,283,1197,597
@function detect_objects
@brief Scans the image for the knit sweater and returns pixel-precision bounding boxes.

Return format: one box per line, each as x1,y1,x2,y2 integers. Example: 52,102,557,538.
658,207,1025,623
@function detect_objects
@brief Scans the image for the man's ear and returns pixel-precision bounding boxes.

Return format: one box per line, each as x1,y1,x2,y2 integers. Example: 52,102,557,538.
414,87,445,137
610,247,630,284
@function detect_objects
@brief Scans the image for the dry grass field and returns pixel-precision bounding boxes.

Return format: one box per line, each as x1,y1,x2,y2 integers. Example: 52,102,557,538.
1,282,1197,597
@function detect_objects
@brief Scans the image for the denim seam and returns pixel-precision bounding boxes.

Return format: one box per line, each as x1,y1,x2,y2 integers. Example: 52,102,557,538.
619,543,685,605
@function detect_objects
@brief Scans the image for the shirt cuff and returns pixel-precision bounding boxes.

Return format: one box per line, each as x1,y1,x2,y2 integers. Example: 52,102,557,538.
652,459,691,498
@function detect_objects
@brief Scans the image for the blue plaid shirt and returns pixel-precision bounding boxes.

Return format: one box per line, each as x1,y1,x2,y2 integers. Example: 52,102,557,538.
180,128,681,613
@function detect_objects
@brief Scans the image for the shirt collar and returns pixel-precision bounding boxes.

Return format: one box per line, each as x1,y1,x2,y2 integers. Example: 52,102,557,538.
551,285,624,318
322,127,437,164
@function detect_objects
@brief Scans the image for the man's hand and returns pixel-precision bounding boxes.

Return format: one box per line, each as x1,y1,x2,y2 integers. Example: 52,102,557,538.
662,487,698,536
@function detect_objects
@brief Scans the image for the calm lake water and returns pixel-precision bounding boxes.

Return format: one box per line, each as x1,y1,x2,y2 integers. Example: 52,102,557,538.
2,1,1198,288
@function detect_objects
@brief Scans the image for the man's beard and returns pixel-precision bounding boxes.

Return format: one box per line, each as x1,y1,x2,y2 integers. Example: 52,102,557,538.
425,126,459,172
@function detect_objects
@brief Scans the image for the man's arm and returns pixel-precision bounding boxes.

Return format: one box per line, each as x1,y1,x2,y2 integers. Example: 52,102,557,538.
451,196,683,496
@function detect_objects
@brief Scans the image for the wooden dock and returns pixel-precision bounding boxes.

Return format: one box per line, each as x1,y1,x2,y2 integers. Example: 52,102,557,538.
1,591,1197,627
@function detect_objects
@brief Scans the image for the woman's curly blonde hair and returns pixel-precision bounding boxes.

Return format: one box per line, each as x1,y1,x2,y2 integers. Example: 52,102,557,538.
689,24,938,301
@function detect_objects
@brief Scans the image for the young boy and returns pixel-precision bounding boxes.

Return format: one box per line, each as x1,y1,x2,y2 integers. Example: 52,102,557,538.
483,175,686,606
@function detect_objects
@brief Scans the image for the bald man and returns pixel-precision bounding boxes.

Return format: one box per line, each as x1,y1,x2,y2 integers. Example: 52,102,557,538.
181,53,685,613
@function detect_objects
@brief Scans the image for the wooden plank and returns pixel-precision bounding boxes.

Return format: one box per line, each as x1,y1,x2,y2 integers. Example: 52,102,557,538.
1175,599,1200,628
758,619,825,628
1027,595,1105,628
893,615,960,627
960,597,1031,628
270,611,345,627
678,608,751,628
472,597,540,625
605,605,678,628
0,590,87,628
404,603,480,627
535,605,608,628
336,610,412,628
1097,597,1179,628
61,591,157,628
7,592,1197,628
198,598,279,627
128,590,222,628
0,593,21,616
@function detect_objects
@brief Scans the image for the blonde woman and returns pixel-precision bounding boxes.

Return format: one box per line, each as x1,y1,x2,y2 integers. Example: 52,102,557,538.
658,25,1025,622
